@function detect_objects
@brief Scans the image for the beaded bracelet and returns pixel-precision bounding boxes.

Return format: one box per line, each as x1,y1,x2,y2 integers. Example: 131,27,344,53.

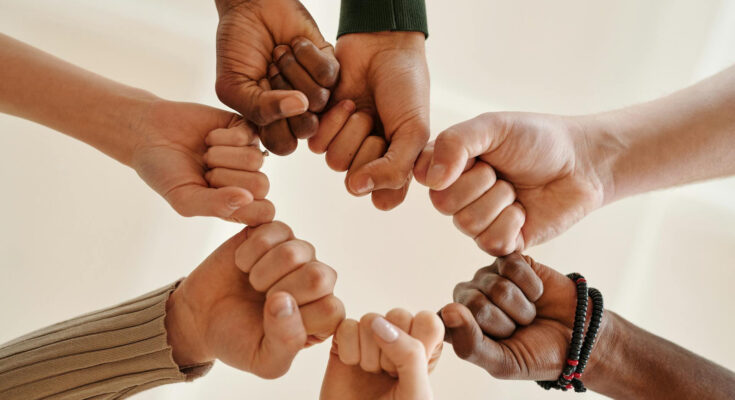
536,273,604,393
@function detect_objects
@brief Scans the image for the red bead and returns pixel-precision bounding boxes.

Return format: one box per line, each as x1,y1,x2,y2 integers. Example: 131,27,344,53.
576,278,587,284
565,384,573,390
563,374,573,380
567,359,579,366
574,372,582,378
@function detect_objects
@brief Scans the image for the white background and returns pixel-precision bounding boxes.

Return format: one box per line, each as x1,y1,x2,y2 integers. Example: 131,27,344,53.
1,0,735,399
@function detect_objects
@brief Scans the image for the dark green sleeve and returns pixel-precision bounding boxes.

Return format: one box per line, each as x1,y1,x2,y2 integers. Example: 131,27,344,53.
338,0,428,38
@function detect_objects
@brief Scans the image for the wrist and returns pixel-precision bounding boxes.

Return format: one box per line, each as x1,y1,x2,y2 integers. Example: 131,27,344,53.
574,112,630,206
165,282,213,367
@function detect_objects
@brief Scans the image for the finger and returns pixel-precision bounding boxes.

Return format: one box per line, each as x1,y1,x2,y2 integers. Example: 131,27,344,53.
475,275,536,326
371,183,410,211
165,184,253,219
308,100,355,154
228,199,276,226
325,112,373,172
291,37,339,88
370,317,432,400
358,313,383,373
347,127,427,195
266,261,337,305
268,64,319,139
424,115,506,190
206,124,258,147
454,286,516,338
381,308,414,376
251,292,306,379
215,77,308,126
475,202,525,257
335,318,360,365
453,179,515,237
430,161,497,215
497,253,544,302
205,168,270,199
234,221,294,273
260,119,297,156
204,146,265,171
249,239,316,292
300,295,345,345
440,303,510,378
345,135,387,197
274,45,330,112
413,140,434,184
409,311,445,372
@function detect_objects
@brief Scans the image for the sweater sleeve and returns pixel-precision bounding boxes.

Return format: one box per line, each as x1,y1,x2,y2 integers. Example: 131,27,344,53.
338,0,428,38
0,282,212,400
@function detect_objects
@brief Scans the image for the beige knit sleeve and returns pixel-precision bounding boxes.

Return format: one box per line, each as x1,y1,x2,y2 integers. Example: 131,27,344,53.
0,282,213,400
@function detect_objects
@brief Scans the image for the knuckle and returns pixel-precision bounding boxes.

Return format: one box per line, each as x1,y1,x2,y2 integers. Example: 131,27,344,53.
277,242,304,265
429,190,456,215
453,212,483,236
317,62,339,86
488,279,515,304
304,262,332,293
321,296,345,320
253,173,271,198
477,235,514,257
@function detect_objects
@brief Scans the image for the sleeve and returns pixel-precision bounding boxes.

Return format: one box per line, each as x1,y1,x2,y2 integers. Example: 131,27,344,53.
338,0,428,38
0,281,213,400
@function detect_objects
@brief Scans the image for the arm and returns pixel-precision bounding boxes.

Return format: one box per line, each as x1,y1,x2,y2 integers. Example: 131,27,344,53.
414,64,735,255
443,254,735,400
585,311,735,399
594,64,735,202
0,222,345,399
0,34,274,223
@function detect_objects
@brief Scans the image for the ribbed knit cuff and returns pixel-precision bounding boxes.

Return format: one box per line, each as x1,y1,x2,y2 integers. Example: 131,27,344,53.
338,0,428,38
0,281,212,400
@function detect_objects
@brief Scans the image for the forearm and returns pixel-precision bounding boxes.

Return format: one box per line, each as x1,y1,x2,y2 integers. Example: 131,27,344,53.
0,34,157,165
0,282,211,399
585,311,735,399
590,65,735,204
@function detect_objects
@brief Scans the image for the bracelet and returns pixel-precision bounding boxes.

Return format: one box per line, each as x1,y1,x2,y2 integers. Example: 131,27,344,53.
536,273,604,393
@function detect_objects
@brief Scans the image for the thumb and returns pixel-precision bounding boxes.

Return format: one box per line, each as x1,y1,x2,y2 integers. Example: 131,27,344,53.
165,184,253,219
425,114,506,190
347,126,429,195
216,77,308,126
440,303,511,378
251,292,307,379
370,317,433,400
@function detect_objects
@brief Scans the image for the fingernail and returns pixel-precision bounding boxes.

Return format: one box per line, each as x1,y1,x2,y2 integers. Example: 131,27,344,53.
271,294,295,319
342,100,356,112
272,45,288,61
279,96,308,116
351,176,374,195
371,317,399,343
228,196,246,209
441,309,462,328
426,163,446,188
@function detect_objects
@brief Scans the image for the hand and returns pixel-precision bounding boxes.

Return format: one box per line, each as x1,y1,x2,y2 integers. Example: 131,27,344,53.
310,32,430,210
214,0,339,138
130,100,274,224
258,41,345,155
320,310,443,400
414,112,616,254
441,253,611,381
165,221,345,379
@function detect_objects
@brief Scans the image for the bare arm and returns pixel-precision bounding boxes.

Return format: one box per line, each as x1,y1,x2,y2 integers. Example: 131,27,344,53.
0,33,154,165
593,64,735,203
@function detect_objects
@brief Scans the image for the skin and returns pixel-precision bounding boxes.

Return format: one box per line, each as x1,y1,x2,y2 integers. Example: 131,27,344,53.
214,0,341,154
165,221,346,378
415,64,735,255
320,311,444,400
444,254,735,399
0,34,274,224
311,31,430,211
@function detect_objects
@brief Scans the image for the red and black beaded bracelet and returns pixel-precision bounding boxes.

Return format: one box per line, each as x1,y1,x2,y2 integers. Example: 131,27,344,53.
536,273,604,393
